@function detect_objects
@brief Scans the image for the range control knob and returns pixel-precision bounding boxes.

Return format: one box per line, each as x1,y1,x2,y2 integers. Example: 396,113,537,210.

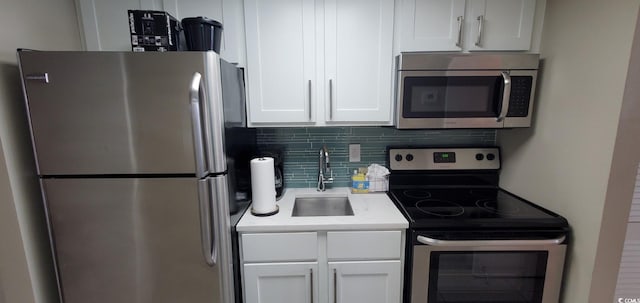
475,153,484,161
486,153,496,161
395,154,403,162
406,154,414,161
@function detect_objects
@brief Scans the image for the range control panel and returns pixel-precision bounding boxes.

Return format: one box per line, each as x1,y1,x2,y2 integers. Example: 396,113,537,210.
389,147,500,171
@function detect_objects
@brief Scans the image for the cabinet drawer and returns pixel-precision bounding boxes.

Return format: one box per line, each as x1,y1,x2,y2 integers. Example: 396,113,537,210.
327,231,402,260
242,232,318,262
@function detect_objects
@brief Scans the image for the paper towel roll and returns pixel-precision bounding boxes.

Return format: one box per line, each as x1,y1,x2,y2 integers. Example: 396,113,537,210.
250,157,278,215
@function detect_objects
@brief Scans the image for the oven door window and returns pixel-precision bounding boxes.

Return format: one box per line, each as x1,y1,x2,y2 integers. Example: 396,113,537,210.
402,76,504,118
428,251,548,303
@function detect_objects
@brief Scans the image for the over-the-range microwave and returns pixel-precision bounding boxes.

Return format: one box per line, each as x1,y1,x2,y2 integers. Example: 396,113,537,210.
395,52,539,129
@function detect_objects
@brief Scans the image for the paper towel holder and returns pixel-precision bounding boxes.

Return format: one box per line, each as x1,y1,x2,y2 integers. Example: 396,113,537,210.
250,156,279,216
251,205,279,217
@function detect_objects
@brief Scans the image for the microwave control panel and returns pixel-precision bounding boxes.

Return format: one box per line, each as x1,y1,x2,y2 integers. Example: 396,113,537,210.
507,76,533,117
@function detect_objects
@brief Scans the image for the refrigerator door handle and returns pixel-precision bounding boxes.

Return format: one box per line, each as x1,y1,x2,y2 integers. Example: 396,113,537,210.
198,180,216,266
190,73,208,178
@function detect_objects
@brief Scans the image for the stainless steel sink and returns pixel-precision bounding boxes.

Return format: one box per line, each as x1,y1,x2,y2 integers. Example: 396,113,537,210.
292,196,354,217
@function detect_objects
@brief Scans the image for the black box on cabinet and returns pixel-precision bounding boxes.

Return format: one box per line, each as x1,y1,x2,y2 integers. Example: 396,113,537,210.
127,10,183,52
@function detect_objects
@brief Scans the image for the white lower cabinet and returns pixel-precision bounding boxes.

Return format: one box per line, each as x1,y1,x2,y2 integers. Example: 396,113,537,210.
243,262,319,303
240,231,404,303
329,261,402,303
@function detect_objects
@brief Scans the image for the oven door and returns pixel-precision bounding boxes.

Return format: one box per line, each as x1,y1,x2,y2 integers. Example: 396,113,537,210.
410,235,567,303
396,71,511,129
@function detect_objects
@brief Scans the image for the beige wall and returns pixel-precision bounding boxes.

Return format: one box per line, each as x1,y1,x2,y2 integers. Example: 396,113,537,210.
592,12,640,303
0,0,82,302
0,276,4,303
498,0,640,302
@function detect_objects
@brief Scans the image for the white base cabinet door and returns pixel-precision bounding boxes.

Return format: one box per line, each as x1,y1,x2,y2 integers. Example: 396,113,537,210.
240,231,404,303
243,262,319,303
329,261,402,303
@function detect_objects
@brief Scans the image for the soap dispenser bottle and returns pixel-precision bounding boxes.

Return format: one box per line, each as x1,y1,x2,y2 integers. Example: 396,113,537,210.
351,169,369,193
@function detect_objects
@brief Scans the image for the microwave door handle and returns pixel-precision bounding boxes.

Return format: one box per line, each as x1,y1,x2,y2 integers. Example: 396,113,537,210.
416,235,566,247
496,71,512,122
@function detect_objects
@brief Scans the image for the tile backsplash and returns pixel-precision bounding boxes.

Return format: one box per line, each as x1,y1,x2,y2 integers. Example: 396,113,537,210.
257,127,496,188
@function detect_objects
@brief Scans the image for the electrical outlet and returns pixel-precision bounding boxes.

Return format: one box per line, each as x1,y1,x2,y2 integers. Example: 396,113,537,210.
349,144,361,162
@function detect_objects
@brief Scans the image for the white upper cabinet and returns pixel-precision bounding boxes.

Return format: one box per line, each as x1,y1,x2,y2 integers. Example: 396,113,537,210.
466,0,537,51
244,0,395,126
244,0,316,124
396,0,538,52
324,0,394,123
397,0,466,52
74,0,245,64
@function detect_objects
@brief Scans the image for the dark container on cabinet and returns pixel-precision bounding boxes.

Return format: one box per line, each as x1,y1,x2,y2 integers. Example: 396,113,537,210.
182,17,223,53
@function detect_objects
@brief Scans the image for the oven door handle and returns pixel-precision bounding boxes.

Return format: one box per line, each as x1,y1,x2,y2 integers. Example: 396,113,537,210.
416,235,566,247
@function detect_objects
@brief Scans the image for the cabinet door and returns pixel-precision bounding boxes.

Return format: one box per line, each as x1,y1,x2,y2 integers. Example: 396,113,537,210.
397,0,466,52
75,0,150,51
324,0,394,124
466,0,536,51
245,0,316,124
329,261,402,303
75,0,245,63
162,0,239,62
76,0,223,51
243,263,318,303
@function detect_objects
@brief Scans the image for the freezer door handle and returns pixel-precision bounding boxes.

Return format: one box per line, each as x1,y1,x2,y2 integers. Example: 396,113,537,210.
25,72,50,83
198,180,216,266
190,73,208,178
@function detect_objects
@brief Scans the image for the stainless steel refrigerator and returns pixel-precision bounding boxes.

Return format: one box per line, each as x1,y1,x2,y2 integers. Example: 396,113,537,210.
17,50,255,303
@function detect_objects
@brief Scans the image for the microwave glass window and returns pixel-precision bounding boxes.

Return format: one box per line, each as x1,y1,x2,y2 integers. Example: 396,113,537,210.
427,251,548,303
403,76,503,118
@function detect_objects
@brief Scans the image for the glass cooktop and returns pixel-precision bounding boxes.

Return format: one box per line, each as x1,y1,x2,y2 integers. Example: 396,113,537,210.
388,188,568,229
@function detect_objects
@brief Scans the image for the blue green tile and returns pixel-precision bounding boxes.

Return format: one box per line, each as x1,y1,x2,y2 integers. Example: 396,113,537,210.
257,127,495,188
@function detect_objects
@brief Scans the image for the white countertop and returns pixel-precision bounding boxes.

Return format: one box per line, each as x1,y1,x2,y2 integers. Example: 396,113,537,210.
236,187,409,232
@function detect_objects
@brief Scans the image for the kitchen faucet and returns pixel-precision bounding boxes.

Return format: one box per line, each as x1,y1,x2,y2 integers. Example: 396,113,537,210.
317,145,333,191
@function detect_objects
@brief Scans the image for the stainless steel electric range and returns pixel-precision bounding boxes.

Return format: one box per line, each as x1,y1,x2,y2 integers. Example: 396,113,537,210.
387,147,569,303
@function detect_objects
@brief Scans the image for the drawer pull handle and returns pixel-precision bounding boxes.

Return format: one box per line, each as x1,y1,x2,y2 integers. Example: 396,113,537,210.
333,268,337,303
310,268,314,303
475,15,484,47
456,16,463,47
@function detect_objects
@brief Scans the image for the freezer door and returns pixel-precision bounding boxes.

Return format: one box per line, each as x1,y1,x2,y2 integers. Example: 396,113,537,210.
42,177,233,303
18,51,227,175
